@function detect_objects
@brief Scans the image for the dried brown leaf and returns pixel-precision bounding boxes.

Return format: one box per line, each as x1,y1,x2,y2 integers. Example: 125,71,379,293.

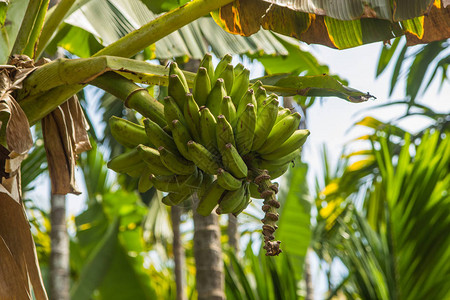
0,193,48,300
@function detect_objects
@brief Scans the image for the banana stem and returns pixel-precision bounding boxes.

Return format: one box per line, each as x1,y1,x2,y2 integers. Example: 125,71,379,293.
253,169,282,256
91,72,167,127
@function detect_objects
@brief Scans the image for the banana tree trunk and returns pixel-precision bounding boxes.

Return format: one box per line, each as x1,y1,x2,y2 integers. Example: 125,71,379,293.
171,206,186,300
227,214,239,252
49,194,69,300
193,194,225,300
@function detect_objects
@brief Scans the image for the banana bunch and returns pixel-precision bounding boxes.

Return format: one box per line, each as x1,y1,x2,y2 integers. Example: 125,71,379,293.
107,54,310,255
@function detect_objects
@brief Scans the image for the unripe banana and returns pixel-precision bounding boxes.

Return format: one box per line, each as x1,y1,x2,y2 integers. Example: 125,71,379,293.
197,180,226,216
252,99,279,151
235,103,256,156
260,129,310,161
183,93,202,142
193,67,211,107
169,62,189,91
250,80,262,91
233,63,244,77
170,119,192,160
143,118,179,154
164,96,187,126
125,162,147,178
213,54,232,83
256,112,301,154
217,63,234,94
187,140,220,175
221,143,248,179
199,107,218,153
260,148,302,167
217,168,242,190
232,183,251,216
249,182,263,199
206,78,226,116
200,53,215,87
216,114,236,151
255,86,268,113
107,148,142,173
220,96,236,124
168,74,189,108
197,173,214,199
162,191,193,206
138,168,154,193
150,170,201,193
109,116,151,148
256,160,291,179
275,107,291,124
158,146,196,175
236,89,257,120
136,144,174,176
216,182,246,214
230,68,250,107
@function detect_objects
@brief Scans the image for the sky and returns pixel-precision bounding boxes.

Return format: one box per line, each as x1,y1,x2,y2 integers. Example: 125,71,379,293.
27,37,449,299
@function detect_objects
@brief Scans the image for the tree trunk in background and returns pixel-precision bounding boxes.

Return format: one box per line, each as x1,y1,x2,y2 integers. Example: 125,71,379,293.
171,206,186,300
304,249,314,300
49,194,69,300
193,194,225,300
227,214,239,252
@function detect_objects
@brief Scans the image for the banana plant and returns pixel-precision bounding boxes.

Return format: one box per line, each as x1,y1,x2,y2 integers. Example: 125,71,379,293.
1,0,449,299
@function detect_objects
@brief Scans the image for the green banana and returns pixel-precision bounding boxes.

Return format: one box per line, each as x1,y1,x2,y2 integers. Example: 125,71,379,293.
197,180,226,216
235,89,257,119
255,87,268,113
260,129,310,160
107,148,142,173
168,74,189,108
220,96,236,124
170,119,192,160
275,107,291,124
216,114,236,151
199,107,218,153
216,168,242,190
232,183,251,216
221,143,248,179
193,67,211,107
217,63,234,94
233,63,245,77
250,80,263,91
255,160,291,180
260,148,302,167
187,140,220,175
164,96,186,126
213,54,232,83
109,116,151,148
138,168,154,193
200,53,215,87
230,68,250,107
197,173,214,199
162,192,193,206
251,98,279,151
125,162,147,178
183,93,201,142
249,182,263,199
150,170,201,193
216,182,246,214
256,112,301,154
137,144,174,176
206,78,226,116
158,146,196,175
235,103,256,156
143,118,179,154
169,62,189,91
